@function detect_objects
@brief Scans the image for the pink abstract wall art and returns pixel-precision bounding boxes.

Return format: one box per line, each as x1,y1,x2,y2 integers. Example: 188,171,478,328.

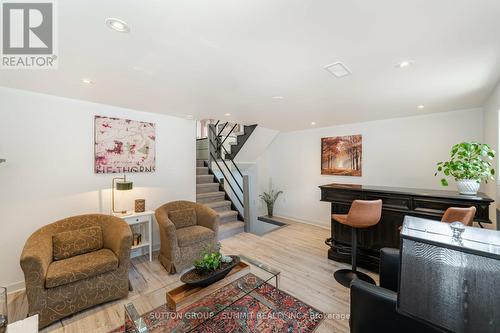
94,116,156,173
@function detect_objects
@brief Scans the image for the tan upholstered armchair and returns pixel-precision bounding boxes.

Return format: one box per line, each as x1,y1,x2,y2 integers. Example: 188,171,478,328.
20,214,132,328
155,201,219,273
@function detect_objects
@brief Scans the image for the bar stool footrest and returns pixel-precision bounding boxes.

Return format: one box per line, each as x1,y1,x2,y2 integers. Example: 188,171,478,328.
334,269,376,288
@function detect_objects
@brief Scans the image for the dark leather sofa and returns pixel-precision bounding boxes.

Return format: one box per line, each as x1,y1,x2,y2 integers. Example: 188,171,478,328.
350,248,444,333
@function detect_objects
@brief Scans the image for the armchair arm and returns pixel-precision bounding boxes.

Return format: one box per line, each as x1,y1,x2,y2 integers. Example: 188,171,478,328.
101,216,133,266
379,247,400,292
155,208,180,260
195,204,219,235
20,232,52,291
350,279,443,333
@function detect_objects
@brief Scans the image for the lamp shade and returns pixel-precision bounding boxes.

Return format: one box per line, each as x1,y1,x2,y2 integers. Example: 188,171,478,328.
116,180,133,191
398,216,500,333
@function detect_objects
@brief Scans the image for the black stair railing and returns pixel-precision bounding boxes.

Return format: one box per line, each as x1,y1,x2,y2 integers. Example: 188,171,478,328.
207,123,245,209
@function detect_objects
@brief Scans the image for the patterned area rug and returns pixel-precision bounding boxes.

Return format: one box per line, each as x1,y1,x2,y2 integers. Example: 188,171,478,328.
110,273,324,332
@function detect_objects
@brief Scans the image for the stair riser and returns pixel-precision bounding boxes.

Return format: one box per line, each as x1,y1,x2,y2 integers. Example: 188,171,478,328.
196,184,220,194
197,193,225,204
219,226,245,240
220,214,239,224
196,167,209,175
211,204,232,213
196,160,205,167
196,175,214,184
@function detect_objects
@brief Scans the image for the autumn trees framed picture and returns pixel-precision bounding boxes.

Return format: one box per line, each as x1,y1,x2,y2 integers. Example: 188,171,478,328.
321,135,362,176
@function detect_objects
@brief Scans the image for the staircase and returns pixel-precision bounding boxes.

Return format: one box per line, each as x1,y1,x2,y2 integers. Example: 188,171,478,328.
224,124,257,160
196,160,245,240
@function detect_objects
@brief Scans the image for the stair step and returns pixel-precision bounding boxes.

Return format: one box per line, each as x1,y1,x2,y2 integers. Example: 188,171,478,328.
196,160,206,167
196,167,209,175
205,200,232,212
196,183,220,194
219,221,245,240
196,191,225,204
218,210,239,224
196,174,214,184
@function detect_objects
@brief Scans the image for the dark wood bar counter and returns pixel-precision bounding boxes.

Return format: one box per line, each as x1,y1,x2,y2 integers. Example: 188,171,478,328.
319,183,494,272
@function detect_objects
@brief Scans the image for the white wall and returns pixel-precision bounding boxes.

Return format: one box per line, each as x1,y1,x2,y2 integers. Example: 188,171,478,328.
255,109,485,227
235,126,279,163
483,81,500,230
0,87,196,289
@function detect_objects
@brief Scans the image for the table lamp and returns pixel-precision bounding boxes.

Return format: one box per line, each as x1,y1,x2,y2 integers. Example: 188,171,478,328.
112,175,133,215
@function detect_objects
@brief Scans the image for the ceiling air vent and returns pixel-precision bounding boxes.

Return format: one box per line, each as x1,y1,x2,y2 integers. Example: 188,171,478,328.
324,62,352,78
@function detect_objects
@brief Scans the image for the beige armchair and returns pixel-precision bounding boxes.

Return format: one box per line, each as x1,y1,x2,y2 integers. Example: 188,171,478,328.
155,201,219,273
20,214,132,328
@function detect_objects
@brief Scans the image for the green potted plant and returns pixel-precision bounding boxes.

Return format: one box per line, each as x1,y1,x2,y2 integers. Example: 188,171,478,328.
180,243,239,287
435,142,495,195
259,188,283,217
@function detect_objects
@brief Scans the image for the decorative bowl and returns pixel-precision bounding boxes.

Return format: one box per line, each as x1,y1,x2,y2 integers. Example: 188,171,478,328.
180,255,240,288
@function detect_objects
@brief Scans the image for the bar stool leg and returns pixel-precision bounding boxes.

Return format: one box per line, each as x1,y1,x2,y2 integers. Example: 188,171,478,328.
352,227,357,273
334,227,376,288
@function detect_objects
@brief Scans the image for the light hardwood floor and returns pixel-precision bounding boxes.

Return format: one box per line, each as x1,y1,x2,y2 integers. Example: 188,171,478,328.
8,219,378,333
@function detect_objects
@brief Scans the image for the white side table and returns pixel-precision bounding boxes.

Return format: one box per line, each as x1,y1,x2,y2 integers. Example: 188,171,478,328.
117,211,154,262
6,314,38,333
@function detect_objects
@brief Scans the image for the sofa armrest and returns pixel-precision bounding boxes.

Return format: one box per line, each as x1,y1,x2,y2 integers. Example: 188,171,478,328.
380,247,400,292
350,279,443,333
195,204,219,235
20,232,52,290
101,216,133,266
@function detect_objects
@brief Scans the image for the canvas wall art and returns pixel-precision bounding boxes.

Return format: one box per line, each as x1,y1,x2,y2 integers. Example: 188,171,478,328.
94,115,156,173
321,135,362,176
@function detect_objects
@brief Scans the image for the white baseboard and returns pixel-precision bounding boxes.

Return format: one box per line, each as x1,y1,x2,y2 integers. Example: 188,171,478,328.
6,280,25,294
272,214,330,230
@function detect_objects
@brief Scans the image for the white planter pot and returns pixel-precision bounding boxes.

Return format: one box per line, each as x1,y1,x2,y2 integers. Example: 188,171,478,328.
456,179,480,195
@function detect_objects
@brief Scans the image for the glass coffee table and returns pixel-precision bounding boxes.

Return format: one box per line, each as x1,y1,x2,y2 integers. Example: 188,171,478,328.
124,255,280,333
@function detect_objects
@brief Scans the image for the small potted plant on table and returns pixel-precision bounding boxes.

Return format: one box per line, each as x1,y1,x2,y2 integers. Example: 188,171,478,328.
180,243,239,287
435,142,495,195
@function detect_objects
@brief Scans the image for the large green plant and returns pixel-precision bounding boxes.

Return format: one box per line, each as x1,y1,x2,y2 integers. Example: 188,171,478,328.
435,142,495,186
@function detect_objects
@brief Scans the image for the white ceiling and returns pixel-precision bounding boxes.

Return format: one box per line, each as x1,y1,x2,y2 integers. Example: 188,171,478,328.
1,0,500,131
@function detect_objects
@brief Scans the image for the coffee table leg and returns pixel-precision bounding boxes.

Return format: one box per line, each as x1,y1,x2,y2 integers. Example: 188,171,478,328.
275,273,280,289
125,303,149,333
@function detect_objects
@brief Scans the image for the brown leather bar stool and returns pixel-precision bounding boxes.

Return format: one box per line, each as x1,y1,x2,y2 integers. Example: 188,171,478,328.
332,199,382,287
441,206,476,226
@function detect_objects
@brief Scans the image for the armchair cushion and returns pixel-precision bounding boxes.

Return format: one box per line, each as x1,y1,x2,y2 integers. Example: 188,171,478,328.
52,226,103,261
45,249,118,288
176,225,215,247
168,208,197,229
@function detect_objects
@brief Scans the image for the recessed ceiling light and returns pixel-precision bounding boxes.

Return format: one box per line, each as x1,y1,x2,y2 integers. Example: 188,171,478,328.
82,78,94,85
272,96,285,100
310,121,316,126
224,113,231,117
105,18,130,33
417,105,425,109
324,62,352,78
397,60,414,68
